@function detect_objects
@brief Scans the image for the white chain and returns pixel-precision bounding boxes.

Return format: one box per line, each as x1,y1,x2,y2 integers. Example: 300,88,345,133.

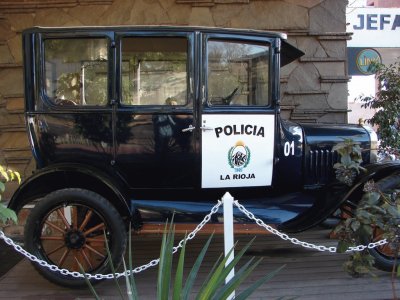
0,198,390,280
233,200,388,253
0,200,222,280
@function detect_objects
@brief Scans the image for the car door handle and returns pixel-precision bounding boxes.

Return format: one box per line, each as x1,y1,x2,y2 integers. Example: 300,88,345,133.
182,125,195,132
182,125,214,132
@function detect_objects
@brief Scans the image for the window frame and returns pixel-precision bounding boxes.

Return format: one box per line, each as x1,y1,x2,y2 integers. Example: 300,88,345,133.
115,31,194,112
39,32,113,110
203,34,274,110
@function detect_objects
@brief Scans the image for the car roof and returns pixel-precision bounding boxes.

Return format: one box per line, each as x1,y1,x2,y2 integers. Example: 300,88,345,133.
24,25,288,38
24,25,304,66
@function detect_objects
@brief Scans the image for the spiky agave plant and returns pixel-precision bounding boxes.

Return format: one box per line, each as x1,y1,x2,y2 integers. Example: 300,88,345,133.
83,220,284,299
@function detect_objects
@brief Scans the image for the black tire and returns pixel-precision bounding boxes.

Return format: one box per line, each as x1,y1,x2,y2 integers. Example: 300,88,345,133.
24,188,127,288
364,173,400,272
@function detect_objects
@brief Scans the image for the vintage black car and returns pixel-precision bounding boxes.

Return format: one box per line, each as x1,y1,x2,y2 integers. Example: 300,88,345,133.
9,26,400,287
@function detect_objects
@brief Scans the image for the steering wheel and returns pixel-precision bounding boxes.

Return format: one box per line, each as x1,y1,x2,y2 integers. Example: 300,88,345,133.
221,87,239,105
55,98,78,106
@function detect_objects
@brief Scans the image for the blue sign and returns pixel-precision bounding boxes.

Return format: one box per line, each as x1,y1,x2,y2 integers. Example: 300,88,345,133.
348,48,382,75
356,49,382,74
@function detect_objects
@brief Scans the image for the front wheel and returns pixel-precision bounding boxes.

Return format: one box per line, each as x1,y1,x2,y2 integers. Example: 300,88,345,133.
24,188,127,288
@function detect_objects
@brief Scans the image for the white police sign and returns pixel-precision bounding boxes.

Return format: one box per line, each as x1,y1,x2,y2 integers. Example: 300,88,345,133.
201,114,275,188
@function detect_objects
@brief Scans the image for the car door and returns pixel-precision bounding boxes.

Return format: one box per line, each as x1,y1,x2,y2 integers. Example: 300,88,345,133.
200,33,276,188
115,32,198,189
37,33,114,168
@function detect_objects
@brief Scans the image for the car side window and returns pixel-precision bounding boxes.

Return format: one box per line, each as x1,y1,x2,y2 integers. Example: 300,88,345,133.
207,39,270,106
44,38,109,106
121,36,188,106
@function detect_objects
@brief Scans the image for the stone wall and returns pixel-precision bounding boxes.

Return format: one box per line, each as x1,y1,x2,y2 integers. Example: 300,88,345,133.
0,0,350,188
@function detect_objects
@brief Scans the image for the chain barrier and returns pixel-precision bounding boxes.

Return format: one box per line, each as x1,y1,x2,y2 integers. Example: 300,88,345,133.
0,200,223,280
0,198,389,280
233,200,388,253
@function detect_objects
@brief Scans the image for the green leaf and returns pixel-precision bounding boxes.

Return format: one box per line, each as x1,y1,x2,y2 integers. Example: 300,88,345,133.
9,170,21,184
77,261,101,300
157,220,175,300
197,237,256,300
333,222,345,235
196,253,223,298
127,224,138,300
350,220,361,232
0,181,5,194
122,258,134,300
386,205,399,217
356,210,373,224
337,240,352,253
333,162,342,169
375,220,386,229
0,166,21,184
0,204,17,224
341,155,352,166
182,233,215,299
15,171,21,184
355,264,371,274
0,166,9,182
157,223,169,300
211,256,278,300
196,247,237,299
211,257,258,300
8,171,15,182
173,233,186,300
363,192,381,205
371,205,388,216
358,224,373,239
234,265,285,300
103,231,124,299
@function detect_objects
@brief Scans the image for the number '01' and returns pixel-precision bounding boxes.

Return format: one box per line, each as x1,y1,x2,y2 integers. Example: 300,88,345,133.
284,141,295,156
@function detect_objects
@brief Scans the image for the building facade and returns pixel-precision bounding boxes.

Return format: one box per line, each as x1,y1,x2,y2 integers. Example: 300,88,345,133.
0,0,349,191
347,0,400,124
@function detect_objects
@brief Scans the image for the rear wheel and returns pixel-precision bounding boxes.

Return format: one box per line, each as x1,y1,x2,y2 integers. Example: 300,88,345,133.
363,173,400,272
24,188,127,288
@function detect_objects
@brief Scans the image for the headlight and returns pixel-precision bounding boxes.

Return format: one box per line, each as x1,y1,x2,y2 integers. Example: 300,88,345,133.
362,124,378,163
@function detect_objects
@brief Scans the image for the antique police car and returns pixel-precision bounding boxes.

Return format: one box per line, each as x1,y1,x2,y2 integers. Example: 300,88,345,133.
9,26,400,287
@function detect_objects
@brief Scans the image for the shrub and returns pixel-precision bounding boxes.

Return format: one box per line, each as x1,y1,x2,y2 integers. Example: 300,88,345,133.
0,165,20,224
360,60,400,152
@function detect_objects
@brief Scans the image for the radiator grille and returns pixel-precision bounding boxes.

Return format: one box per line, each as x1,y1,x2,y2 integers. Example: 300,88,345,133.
306,149,338,184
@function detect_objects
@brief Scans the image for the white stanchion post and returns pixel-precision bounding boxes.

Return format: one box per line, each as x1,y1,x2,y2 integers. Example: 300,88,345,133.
223,192,235,300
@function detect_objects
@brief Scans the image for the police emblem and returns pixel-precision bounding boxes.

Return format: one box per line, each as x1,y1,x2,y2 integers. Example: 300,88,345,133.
228,141,251,171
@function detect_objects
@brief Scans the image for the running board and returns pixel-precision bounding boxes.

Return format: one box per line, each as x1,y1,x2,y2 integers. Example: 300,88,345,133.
134,223,274,235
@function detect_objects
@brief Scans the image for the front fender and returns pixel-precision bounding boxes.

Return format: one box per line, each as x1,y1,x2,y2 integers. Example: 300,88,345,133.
281,161,400,232
342,161,400,203
8,163,131,218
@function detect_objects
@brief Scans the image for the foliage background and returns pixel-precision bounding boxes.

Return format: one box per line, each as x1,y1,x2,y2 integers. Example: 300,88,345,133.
360,61,400,152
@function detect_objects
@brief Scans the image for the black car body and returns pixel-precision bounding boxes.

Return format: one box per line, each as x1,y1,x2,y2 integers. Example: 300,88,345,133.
9,26,400,286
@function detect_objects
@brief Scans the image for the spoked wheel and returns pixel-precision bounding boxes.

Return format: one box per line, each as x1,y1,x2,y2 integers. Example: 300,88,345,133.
362,173,400,272
24,189,127,288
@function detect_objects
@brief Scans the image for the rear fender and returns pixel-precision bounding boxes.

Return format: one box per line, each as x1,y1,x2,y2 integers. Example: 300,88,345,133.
8,163,131,220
